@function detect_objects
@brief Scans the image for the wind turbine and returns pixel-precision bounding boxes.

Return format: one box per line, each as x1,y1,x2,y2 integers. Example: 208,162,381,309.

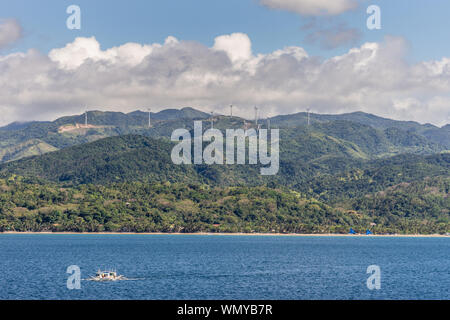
210,111,214,129
230,104,233,117
254,106,258,126
148,108,151,128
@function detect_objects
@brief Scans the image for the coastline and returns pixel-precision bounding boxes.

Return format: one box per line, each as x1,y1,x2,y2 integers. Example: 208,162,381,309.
1,231,449,238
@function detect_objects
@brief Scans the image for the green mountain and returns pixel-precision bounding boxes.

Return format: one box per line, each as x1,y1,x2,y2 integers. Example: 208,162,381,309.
270,111,450,148
0,107,210,163
295,153,450,202
312,121,443,156
0,108,447,164
1,132,448,192
0,135,205,185
0,139,58,163
0,131,448,234
53,107,210,127
0,121,49,131
0,107,448,234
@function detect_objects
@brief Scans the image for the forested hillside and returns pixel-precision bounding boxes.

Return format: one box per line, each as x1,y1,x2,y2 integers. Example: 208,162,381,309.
1,178,447,234
0,108,448,234
0,108,448,163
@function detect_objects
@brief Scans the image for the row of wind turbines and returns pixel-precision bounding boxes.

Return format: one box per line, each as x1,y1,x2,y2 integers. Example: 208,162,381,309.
82,106,312,129
210,105,312,129
209,105,270,130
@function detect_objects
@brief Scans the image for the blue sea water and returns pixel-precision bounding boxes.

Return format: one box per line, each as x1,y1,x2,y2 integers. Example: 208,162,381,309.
0,234,448,300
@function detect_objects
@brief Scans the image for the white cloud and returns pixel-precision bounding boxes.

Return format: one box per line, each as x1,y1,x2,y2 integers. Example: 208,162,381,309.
213,33,252,63
0,34,449,127
0,19,22,49
49,36,158,70
259,0,358,16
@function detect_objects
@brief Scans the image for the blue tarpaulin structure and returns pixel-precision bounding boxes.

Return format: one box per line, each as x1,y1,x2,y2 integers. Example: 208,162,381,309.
349,228,356,234
366,230,373,235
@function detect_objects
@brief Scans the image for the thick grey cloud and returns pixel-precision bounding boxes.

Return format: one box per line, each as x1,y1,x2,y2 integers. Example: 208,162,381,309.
303,21,362,49
0,34,449,127
259,0,358,16
0,19,22,49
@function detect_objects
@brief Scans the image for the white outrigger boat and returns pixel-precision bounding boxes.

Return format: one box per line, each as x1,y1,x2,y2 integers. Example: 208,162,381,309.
88,269,127,282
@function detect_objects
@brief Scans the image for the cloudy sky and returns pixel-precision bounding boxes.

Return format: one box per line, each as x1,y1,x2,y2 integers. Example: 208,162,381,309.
0,0,449,126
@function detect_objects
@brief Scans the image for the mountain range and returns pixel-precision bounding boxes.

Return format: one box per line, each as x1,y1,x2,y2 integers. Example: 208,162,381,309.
0,107,448,164
0,107,448,234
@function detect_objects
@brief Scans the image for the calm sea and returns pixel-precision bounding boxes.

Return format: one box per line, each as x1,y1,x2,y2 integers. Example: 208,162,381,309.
0,234,448,300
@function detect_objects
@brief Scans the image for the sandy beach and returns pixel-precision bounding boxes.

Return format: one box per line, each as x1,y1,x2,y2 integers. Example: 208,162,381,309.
1,231,449,237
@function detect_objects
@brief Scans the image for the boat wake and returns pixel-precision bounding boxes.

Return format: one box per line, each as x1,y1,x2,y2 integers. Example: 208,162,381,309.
82,269,144,282
83,277,144,282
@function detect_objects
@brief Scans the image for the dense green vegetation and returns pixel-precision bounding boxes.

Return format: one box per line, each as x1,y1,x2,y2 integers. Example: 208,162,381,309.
0,179,348,233
0,135,448,234
1,176,447,234
350,177,449,234
0,108,448,234
296,154,450,202
2,130,448,188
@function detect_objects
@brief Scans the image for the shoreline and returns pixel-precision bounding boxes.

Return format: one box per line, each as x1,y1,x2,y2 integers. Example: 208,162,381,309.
1,231,449,238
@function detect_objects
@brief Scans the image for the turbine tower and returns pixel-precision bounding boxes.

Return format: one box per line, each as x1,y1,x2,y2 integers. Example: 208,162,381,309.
85,110,88,127
210,111,214,129
230,104,233,117
307,107,311,126
254,106,258,126
148,108,151,128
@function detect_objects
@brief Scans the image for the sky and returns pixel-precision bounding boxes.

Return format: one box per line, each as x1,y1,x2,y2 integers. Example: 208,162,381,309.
0,0,449,126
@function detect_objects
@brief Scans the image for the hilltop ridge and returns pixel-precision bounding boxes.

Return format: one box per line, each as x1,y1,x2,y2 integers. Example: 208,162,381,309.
0,107,448,234
0,107,448,163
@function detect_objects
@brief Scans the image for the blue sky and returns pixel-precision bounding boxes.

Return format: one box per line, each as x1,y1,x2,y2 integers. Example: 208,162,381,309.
1,0,449,62
0,0,449,126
